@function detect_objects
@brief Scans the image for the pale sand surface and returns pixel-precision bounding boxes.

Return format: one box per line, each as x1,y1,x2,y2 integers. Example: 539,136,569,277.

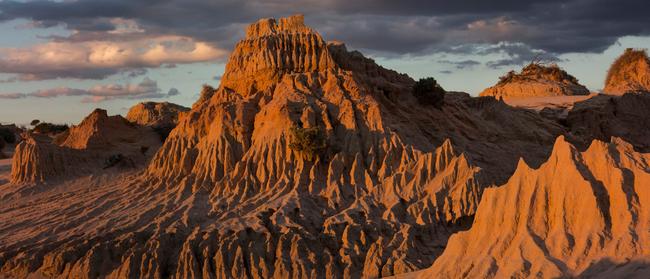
502,93,597,111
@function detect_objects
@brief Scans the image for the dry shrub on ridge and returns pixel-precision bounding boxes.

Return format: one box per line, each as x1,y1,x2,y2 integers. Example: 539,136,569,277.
605,48,650,86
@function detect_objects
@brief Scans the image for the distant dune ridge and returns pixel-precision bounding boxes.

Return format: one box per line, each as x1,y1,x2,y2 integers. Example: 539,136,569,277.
480,62,590,98
0,15,649,279
604,48,650,95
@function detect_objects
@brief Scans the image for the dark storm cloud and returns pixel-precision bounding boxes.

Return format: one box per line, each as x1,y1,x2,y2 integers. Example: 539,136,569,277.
476,43,563,69
440,42,563,70
439,59,481,70
0,0,647,79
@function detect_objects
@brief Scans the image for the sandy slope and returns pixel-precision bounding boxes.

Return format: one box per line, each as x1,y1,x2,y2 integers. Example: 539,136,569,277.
503,94,597,112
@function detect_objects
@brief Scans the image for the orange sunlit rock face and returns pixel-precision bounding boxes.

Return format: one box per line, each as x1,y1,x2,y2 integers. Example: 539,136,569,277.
416,136,650,278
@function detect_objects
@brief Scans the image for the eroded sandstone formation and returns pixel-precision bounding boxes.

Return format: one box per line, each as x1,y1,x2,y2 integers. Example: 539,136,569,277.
126,101,189,128
220,15,337,95
417,136,650,278
0,15,568,279
480,63,590,99
3,14,649,279
11,109,160,183
604,48,650,95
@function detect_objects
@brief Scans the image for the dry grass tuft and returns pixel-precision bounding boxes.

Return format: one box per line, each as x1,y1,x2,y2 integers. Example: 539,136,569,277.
605,48,650,86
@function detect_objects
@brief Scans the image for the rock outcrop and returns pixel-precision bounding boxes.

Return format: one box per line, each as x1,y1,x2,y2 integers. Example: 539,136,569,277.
126,101,190,141
126,101,189,128
220,15,337,95
480,63,590,99
604,48,650,95
0,15,626,279
11,109,160,183
417,136,650,278
564,93,650,152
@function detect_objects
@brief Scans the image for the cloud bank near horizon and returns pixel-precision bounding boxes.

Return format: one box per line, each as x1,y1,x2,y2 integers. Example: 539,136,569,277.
0,78,179,103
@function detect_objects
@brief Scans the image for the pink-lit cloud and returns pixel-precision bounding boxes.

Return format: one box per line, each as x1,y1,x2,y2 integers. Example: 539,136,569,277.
0,35,226,80
0,92,26,99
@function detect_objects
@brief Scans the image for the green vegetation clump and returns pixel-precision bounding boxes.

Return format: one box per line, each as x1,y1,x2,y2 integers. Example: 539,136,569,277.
33,122,69,134
605,48,650,85
288,126,327,161
413,77,445,108
497,62,580,85
0,127,16,144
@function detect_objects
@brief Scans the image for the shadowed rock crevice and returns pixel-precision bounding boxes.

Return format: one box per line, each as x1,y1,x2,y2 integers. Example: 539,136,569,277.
564,93,650,152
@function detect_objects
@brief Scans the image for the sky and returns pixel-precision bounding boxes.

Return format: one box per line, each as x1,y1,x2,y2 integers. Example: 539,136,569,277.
0,0,649,125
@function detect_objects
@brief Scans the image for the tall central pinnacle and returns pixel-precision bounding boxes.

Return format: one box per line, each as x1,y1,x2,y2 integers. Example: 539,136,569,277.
220,14,336,94
244,14,314,38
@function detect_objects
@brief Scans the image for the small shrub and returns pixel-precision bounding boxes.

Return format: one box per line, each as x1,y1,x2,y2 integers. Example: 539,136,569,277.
0,127,16,144
498,70,517,84
413,77,445,108
30,119,40,126
288,126,327,161
33,123,69,134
